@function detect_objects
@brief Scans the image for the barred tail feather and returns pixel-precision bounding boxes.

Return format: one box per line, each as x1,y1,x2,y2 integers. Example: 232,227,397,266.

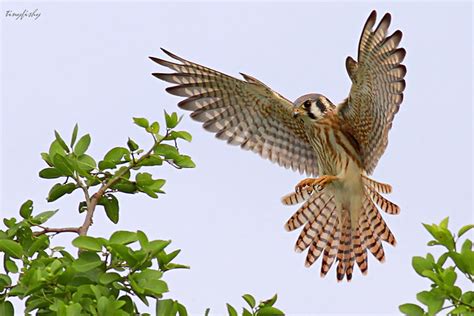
353,227,368,275
366,186,400,214
362,175,392,193
281,187,315,205
336,214,355,281
295,197,335,252
365,196,397,245
305,209,338,267
320,218,340,277
284,191,326,231
360,208,386,262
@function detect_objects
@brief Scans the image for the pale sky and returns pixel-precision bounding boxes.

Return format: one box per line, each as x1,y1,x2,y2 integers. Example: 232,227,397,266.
1,1,473,315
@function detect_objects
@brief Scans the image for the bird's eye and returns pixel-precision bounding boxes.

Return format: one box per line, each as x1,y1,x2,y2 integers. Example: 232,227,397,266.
304,100,312,108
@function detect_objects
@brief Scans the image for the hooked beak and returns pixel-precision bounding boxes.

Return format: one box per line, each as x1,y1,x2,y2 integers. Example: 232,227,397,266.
293,108,305,118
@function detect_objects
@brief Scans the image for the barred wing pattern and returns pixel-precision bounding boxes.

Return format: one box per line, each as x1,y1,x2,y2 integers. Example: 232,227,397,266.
339,11,406,174
150,49,319,176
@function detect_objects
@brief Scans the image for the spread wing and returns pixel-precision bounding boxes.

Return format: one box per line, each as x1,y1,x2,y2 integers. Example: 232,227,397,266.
338,11,406,174
150,49,319,176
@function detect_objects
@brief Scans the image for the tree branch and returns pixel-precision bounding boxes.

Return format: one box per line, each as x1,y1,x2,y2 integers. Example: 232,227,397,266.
34,226,79,237
77,137,161,236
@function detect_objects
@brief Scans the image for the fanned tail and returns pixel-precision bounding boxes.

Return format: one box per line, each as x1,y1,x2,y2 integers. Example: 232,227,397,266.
282,175,399,281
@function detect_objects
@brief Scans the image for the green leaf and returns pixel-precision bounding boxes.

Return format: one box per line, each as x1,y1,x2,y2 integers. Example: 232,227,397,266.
412,256,433,277
111,179,138,194
26,234,49,256
72,251,103,272
31,209,58,225
461,239,472,254
436,252,449,267
439,217,449,229
4,257,18,273
399,303,424,316
127,138,139,151
0,240,23,259
460,291,474,305
98,160,117,170
109,231,138,245
143,279,168,296
76,154,97,172
137,230,149,248
165,111,179,129
98,194,119,224
74,134,91,156
172,131,192,142
177,302,188,316
242,294,256,309
133,117,149,128
450,306,471,315
154,144,180,160
156,299,177,316
458,224,474,238
20,200,33,219
55,130,70,153
173,155,195,168
449,252,473,275
52,154,75,177
104,147,130,163
49,139,67,160
136,172,154,186
40,152,53,166
147,121,160,134
138,154,163,167
65,303,82,316
0,301,14,316
47,183,76,202
146,240,171,257
99,272,122,285
109,244,137,266
226,304,238,316
70,123,79,147
423,223,455,251
39,167,64,179
442,268,457,286
72,236,103,252
257,306,285,316
416,291,444,315
243,308,253,316
421,270,442,285
261,294,278,307
0,274,11,290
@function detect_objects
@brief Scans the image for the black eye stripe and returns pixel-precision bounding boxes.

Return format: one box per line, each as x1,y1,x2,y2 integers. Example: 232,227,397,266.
316,100,326,112
308,112,316,119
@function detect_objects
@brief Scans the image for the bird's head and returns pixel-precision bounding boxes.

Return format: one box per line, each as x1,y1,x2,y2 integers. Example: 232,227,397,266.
292,93,333,121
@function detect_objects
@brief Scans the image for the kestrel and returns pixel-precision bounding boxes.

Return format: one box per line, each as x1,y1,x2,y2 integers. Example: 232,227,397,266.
150,10,406,281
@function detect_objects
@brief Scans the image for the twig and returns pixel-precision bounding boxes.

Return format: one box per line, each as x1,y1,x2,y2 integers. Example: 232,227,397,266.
34,226,79,237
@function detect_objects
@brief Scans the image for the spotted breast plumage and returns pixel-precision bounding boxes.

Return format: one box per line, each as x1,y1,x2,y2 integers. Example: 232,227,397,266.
150,10,406,281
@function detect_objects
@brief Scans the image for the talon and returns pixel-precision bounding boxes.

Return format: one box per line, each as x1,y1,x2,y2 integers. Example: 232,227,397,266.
295,178,317,193
316,184,323,191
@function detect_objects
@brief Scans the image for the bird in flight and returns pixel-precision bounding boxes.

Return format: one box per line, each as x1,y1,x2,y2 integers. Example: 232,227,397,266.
150,10,406,281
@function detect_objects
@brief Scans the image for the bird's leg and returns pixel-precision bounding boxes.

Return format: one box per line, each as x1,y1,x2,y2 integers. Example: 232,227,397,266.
295,175,338,192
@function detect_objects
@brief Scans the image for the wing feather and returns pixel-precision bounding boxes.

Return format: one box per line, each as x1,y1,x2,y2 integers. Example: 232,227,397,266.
339,11,406,174
150,50,319,176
